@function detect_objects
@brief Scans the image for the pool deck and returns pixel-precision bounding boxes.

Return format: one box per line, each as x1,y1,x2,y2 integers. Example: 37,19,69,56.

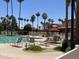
0,44,64,59
0,55,13,59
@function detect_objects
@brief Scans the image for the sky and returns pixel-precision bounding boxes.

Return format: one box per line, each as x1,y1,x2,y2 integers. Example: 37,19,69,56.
0,0,71,28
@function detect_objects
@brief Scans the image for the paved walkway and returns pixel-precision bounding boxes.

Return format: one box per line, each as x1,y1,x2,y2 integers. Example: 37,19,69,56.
57,46,79,59
0,55,13,59
0,44,64,59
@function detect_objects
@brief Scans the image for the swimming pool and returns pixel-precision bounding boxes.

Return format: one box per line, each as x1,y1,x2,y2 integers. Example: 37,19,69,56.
0,36,29,43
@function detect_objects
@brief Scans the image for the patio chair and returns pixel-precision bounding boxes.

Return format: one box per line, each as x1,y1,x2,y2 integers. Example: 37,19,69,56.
11,37,23,48
39,36,61,47
29,38,35,46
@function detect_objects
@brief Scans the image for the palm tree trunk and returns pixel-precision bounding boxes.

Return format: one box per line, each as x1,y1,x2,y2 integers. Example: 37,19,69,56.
62,0,69,51
37,17,39,31
7,3,8,17
76,0,79,44
19,3,21,29
65,3,68,46
11,0,13,36
6,3,8,35
11,0,13,16
70,0,75,49
32,22,34,34
44,19,45,31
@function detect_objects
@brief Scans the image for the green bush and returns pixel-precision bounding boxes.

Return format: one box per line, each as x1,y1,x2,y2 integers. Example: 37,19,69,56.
53,46,71,52
65,47,71,52
25,45,44,52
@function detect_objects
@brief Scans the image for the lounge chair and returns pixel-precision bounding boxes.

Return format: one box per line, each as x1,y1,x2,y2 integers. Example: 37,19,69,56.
11,37,23,48
39,36,61,46
29,38,35,45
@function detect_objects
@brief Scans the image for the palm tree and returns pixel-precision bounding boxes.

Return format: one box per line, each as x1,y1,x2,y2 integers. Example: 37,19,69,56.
11,0,13,16
4,0,10,17
42,12,48,30
39,26,41,30
36,12,40,31
24,18,26,25
76,0,79,44
48,18,51,31
65,0,70,41
70,0,75,49
30,15,35,33
10,0,14,36
61,0,70,51
17,0,24,28
58,19,64,24
51,19,54,24
48,18,51,24
20,18,23,28
26,19,29,24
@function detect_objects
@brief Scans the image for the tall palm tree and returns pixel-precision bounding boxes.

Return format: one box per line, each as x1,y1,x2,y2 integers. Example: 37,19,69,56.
48,18,51,24
42,13,48,30
10,0,14,36
4,0,10,17
30,15,35,33
58,19,64,24
17,0,24,28
48,18,51,31
75,0,79,44
70,0,75,49
36,12,40,31
24,18,26,25
26,19,29,24
61,0,70,51
51,19,54,24
65,0,70,41
11,0,13,16
20,18,23,28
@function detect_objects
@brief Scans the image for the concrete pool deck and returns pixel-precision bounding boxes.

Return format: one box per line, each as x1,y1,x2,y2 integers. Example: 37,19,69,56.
0,44,64,59
0,55,13,59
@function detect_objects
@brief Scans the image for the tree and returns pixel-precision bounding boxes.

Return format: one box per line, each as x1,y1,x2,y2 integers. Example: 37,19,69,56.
11,16,18,31
17,0,24,28
70,0,75,49
1,17,10,30
36,12,40,31
23,24,32,34
20,17,23,28
75,0,79,45
26,19,29,24
39,26,41,30
24,24,32,31
58,19,64,24
48,18,51,31
61,0,71,51
0,22,4,31
11,0,13,16
30,15,35,32
42,12,48,30
24,18,26,26
4,0,10,17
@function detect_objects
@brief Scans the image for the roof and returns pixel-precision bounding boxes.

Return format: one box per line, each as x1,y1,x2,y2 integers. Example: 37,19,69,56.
49,28,60,32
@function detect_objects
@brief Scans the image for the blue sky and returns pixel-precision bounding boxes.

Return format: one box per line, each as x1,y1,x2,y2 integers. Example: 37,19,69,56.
0,0,71,27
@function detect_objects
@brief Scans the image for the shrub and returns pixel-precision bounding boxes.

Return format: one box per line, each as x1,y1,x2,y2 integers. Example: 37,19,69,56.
65,47,71,52
53,46,71,52
25,45,44,52
61,39,68,51
53,46,62,51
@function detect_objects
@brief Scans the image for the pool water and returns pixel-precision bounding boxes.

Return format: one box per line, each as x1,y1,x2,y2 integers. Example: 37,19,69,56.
0,36,29,43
